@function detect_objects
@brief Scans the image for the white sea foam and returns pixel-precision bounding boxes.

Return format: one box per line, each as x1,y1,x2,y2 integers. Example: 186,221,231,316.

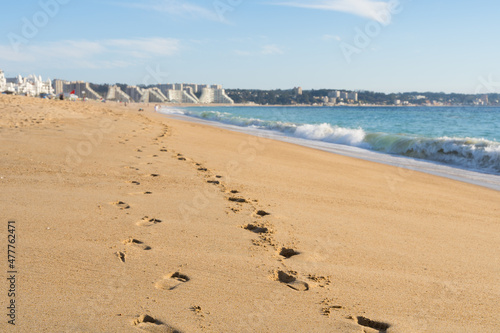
294,123,367,146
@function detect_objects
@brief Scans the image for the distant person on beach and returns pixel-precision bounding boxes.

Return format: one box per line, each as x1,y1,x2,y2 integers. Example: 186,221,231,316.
154,104,159,112
59,94,64,101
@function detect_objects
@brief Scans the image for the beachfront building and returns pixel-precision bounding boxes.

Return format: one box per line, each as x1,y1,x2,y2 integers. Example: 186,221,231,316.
106,85,131,103
144,87,168,103
126,86,168,103
52,79,68,96
328,91,341,99
348,92,358,101
0,70,6,92
197,84,210,92
327,90,358,102
183,84,199,93
199,88,234,104
63,81,102,100
5,74,54,96
167,89,200,104
153,82,231,104
125,86,144,102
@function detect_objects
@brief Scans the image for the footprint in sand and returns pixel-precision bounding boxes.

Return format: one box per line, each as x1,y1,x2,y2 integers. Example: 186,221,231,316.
132,314,181,333
244,223,269,234
113,201,130,210
136,216,162,227
255,210,270,217
279,247,300,259
207,180,220,185
122,238,151,250
228,197,247,203
155,272,190,290
320,298,343,316
127,181,141,185
273,270,309,291
115,251,126,263
355,316,391,332
128,191,152,196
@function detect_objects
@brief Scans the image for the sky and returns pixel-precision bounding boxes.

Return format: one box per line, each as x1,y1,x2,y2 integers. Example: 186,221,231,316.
1,0,500,93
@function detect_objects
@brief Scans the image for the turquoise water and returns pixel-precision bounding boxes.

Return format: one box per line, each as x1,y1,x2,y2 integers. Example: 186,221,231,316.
161,106,500,175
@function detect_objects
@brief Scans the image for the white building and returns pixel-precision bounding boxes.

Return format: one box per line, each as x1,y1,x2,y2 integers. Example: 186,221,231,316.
126,86,168,103
167,89,199,104
199,88,234,104
106,85,131,102
328,91,340,98
0,70,6,93
125,86,144,102
147,87,168,103
52,79,68,95
183,83,199,93
347,92,358,101
63,81,102,99
3,73,54,96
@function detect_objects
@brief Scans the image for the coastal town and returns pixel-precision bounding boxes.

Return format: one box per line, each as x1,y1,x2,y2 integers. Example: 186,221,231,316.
1,69,498,106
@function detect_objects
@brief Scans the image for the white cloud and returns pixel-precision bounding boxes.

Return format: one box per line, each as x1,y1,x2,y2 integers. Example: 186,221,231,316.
0,38,180,69
276,0,399,24
116,0,220,21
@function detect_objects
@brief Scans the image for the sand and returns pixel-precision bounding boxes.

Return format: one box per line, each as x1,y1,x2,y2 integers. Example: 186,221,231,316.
0,95,499,332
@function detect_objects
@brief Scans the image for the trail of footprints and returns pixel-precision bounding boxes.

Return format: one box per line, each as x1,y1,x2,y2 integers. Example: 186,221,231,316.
110,122,188,331
112,120,390,332
172,143,394,330
170,149,330,296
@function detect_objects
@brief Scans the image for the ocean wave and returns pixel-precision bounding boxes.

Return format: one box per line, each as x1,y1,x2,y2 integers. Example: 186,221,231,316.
160,107,500,174
366,134,500,173
294,123,367,146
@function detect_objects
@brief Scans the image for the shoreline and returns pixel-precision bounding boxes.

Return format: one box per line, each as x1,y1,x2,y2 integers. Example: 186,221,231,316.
159,112,500,192
2,95,499,332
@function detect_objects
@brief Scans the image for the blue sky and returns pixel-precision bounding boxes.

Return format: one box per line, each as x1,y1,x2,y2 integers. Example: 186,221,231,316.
1,0,500,93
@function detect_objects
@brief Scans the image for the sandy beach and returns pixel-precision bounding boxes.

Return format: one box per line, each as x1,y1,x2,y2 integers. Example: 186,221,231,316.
1,95,499,332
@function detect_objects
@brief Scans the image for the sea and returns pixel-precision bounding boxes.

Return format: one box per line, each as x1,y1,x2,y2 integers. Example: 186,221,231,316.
159,106,500,191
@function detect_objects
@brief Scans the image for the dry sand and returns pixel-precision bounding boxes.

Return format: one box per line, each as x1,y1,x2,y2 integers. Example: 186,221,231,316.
0,95,499,332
